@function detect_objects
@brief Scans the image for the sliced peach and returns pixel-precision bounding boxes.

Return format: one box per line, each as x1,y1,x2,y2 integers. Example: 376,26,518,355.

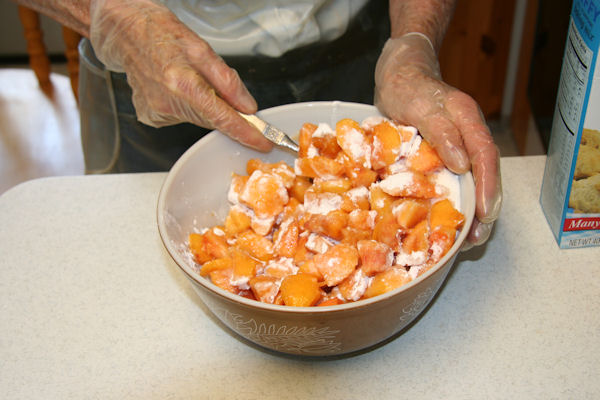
289,176,312,203
392,199,429,229
235,230,274,261
348,209,377,231
429,199,465,230
304,210,348,241
312,178,352,194
369,184,395,214
240,170,289,218
372,210,401,250
317,297,344,306
336,118,371,167
341,186,370,212
379,171,438,199
298,122,317,158
407,140,444,173
402,219,430,254
209,268,237,294
280,273,322,307
357,240,393,276
312,132,341,158
249,275,281,304
429,226,457,264
314,244,359,287
364,267,411,299
230,248,260,280
224,206,251,236
337,268,369,301
340,227,373,247
189,230,229,264
273,218,300,258
371,121,402,169
228,173,249,203
199,256,233,277
293,235,314,265
264,257,298,279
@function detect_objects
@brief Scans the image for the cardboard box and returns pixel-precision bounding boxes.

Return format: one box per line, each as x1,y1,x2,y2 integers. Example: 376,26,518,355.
540,0,600,248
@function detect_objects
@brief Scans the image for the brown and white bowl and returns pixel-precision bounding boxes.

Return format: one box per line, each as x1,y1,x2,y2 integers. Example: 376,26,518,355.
157,101,475,357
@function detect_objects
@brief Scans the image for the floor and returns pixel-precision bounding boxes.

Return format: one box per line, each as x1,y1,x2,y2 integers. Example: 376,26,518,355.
0,64,546,196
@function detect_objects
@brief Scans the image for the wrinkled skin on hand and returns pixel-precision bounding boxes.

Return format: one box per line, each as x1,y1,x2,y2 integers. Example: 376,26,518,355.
375,34,502,247
89,0,271,151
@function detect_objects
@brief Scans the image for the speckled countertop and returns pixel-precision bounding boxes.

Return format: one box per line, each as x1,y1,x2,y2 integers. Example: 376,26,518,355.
1,156,599,399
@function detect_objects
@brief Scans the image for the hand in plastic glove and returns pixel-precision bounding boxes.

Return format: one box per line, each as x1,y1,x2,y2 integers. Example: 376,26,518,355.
375,33,502,247
89,0,272,151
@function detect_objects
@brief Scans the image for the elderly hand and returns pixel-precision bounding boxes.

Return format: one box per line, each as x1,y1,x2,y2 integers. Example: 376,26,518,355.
89,0,271,151
374,33,502,247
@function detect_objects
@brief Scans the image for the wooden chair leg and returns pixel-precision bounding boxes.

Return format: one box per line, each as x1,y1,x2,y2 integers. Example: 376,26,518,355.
62,26,81,103
17,6,53,98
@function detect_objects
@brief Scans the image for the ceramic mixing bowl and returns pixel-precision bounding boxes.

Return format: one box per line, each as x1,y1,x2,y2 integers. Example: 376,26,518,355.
157,101,475,357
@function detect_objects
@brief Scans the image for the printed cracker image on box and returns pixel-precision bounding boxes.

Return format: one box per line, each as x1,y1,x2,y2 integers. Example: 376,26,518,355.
540,0,600,248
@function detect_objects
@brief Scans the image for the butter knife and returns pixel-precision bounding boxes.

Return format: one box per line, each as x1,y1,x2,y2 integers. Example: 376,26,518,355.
238,112,299,152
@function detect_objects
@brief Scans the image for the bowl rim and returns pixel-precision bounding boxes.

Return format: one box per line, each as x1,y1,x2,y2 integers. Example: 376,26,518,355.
157,101,475,314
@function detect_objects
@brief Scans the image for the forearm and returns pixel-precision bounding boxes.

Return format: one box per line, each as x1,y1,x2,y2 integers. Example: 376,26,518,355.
11,0,91,37
389,0,456,52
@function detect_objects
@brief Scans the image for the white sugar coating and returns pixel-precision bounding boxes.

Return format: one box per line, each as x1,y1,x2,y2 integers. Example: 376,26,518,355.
430,241,445,261
432,168,461,210
272,164,295,188
408,265,422,280
349,209,377,230
273,217,293,249
240,170,289,216
344,127,372,169
396,250,428,266
347,186,369,202
251,214,275,236
387,159,409,174
312,123,335,137
265,257,298,277
307,144,320,158
379,172,414,196
230,275,250,290
227,181,241,204
402,133,422,158
304,192,343,215
306,233,334,254
213,227,225,236
360,115,388,130
344,269,371,301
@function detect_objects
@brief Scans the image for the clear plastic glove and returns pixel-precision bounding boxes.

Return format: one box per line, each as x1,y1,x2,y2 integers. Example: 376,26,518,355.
374,33,502,247
89,0,272,151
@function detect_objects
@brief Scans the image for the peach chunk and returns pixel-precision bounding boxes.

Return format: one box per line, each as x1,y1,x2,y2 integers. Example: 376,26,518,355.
336,118,371,168
246,159,295,188
402,219,430,254
273,218,299,258
369,184,395,214
429,199,465,230
290,176,312,203
357,240,393,276
224,206,251,236
364,267,411,298
371,121,402,169
235,230,274,261
189,229,229,264
429,226,457,264
393,199,429,229
348,209,377,231
199,256,232,277
230,248,260,280
209,268,237,294
249,275,281,304
314,244,359,287
372,210,401,250
304,210,348,241
240,170,289,218
280,273,322,307
298,122,317,158
312,132,341,158
338,268,369,301
407,140,444,173
379,171,438,199
312,178,352,194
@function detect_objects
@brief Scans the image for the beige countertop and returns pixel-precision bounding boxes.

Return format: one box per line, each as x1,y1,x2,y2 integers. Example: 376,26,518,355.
1,155,599,399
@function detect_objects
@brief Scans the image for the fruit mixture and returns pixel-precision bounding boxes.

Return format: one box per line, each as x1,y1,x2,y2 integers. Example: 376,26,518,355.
189,116,465,307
